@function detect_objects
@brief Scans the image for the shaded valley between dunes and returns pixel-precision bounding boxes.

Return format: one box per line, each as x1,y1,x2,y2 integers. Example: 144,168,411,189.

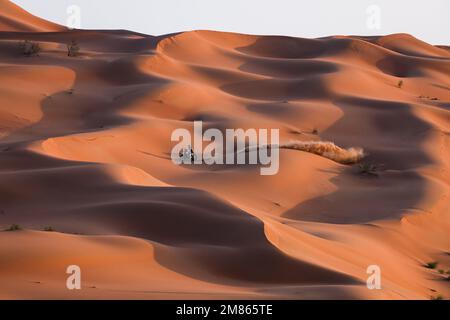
0,0,449,299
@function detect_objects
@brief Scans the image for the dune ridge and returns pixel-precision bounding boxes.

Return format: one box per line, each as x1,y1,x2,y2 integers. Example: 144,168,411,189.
0,0,66,32
0,1,449,300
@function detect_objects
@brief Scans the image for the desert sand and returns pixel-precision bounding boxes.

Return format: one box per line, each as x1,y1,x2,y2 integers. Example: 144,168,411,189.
0,0,449,299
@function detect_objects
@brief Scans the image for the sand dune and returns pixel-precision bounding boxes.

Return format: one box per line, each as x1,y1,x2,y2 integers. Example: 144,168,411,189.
0,1,449,300
0,0,65,32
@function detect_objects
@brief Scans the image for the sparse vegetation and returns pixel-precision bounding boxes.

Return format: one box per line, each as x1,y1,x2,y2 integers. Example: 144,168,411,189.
418,95,439,101
43,226,54,232
312,128,319,135
5,224,21,232
358,163,381,177
19,40,41,57
67,40,80,57
430,294,443,300
397,80,404,88
425,261,439,269
66,89,74,95
426,264,450,281
289,129,301,135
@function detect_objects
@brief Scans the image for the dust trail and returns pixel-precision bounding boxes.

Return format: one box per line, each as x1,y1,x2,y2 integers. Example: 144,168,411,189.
279,141,364,164
243,141,364,165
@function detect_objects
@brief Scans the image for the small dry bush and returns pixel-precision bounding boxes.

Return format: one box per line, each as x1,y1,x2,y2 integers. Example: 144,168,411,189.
67,40,80,57
20,40,41,57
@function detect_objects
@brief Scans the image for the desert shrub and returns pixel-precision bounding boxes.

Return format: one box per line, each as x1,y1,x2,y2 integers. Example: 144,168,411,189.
419,95,439,101
5,224,21,231
430,294,443,300
67,40,80,57
19,40,41,57
397,80,404,88
358,163,382,177
425,261,439,269
43,226,54,232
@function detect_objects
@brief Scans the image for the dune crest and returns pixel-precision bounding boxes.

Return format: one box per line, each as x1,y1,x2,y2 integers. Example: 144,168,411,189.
0,0,66,32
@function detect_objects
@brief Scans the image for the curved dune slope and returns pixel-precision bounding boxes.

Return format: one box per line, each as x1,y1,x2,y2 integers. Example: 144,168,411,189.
0,4,449,300
0,0,66,32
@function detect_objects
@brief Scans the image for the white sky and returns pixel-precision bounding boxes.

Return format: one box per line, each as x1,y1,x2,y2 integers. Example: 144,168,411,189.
12,0,450,45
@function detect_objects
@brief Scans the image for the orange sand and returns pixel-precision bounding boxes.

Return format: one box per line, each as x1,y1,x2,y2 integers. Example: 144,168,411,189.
0,0,449,299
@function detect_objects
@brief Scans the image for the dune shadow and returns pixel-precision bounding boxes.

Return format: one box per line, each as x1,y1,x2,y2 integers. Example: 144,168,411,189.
220,77,329,101
246,101,296,116
375,55,425,77
234,36,327,59
238,58,339,79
